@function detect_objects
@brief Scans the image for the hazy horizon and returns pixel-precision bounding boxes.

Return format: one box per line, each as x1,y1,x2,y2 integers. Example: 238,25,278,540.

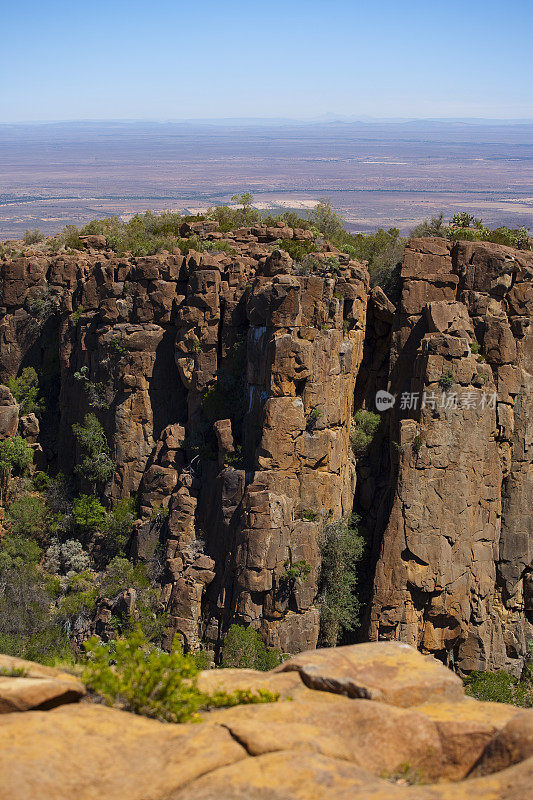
1,118,531,239
3,116,533,126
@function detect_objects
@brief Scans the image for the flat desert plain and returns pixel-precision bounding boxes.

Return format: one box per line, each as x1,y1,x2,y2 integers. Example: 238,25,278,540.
0,120,531,237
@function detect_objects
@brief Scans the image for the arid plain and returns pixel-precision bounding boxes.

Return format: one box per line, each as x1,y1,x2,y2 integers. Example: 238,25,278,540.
0,119,532,238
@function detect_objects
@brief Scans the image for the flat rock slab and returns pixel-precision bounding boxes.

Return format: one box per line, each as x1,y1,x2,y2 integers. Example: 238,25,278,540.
276,641,464,707
0,654,85,713
0,676,85,713
166,748,533,800
197,668,302,700
0,703,246,800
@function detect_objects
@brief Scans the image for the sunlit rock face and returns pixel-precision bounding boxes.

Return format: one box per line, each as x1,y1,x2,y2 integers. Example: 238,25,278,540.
0,225,530,669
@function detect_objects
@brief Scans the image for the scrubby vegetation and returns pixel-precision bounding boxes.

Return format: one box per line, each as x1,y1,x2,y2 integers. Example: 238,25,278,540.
318,516,364,646
221,624,284,671
82,627,279,723
6,367,44,416
0,424,158,665
464,660,532,708
0,435,33,480
8,199,528,306
72,413,114,488
350,409,381,457
1,198,531,703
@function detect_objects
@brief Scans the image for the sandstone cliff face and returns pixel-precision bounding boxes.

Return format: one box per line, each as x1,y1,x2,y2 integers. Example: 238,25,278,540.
0,228,531,670
0,224,368,656
368,238,533,675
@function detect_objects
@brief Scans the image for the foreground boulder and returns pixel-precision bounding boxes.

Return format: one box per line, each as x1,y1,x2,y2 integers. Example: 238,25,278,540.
1,643,532,799
0,654,85,713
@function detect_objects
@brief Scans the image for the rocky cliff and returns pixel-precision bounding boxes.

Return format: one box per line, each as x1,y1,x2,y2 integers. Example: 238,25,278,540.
0,223,531,671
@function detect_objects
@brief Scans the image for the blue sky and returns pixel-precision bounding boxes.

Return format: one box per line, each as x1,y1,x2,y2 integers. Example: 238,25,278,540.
2,0,532,122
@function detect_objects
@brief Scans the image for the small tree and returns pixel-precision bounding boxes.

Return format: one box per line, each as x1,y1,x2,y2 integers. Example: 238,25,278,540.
0,435,33,477
0,535,69,662
318,516,364,647
72,494,107,534
231,193,254,224
310,200,345,239
72,413,114,488
409,215,447,238
100,496,136,563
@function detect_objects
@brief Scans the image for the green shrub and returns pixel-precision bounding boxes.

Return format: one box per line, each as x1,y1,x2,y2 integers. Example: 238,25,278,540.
279,559,311,599
310,199,346,240
72,414,114,487
410,214,448,238
318,516,364,646
6,494,54,545
0,534,70,663
207,687,280,708
61,225,83,250
26,288,57,324
83,628,279,722
224,444,245,469
350,409,380,457
410,211,532,251
0,436,33,478
439,371,455,390
23,229,45,245
71,305,84,326
98,557,165,641
33,471,51,492
464,668,532,708
7,367,44,416
176,234,205,254
306,406,323,432
0,533,42,566
101,496,136,562
412,434,423,455
0,666,28,677
204,240,238,255
55,569,99,631
73,366,109,410
83,628,205,722
72,494,107,533
280,559,311,584
221,624,283,671
274,238,317,261
149,503,170,522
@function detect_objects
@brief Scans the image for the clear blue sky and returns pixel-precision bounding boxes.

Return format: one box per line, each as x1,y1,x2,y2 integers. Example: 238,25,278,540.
2,0,532,122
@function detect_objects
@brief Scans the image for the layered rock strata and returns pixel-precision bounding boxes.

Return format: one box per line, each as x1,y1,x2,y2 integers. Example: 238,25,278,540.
368,239,533,674
0,228,531,669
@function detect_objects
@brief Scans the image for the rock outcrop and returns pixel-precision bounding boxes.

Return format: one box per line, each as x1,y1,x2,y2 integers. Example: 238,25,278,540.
367,239,533,675
1,642,532,800
0,654,85,713
0,228,531,670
